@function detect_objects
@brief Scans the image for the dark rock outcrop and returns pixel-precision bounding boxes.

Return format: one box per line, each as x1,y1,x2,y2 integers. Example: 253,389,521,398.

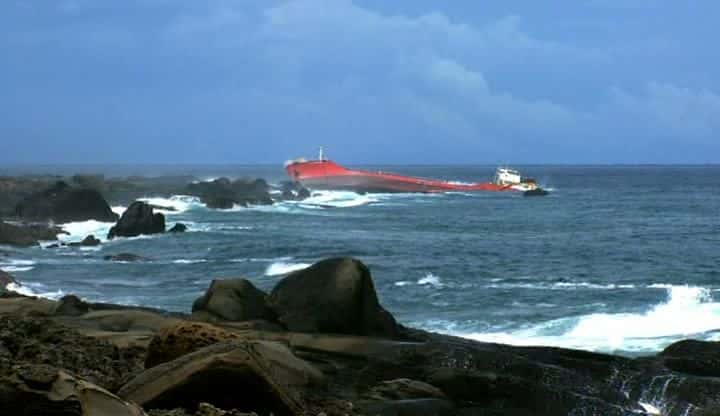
52,294,91,317
168,223,187,233
119,340,325,414
186,178,273,209
268,257,398,337
108,201,165,239
14,181,119,223
0,220,63,246
192,279,274,323
104,253,151,262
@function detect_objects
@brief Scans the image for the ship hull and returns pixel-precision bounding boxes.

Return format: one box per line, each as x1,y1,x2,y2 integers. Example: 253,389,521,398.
285,160,517,193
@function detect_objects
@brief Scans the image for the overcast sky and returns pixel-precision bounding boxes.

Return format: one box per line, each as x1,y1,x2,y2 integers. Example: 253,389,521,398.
1,0,718,164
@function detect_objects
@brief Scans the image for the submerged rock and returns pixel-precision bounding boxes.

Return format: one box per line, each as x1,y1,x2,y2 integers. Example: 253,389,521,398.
108,201,165,239
68,234,101,247
14,181,119,223
192,279,274,323
104,253,151,262
168,223,187,233
268,257,398,337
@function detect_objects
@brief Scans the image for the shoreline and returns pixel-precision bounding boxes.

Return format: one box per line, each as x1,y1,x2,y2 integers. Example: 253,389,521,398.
1,258,719,415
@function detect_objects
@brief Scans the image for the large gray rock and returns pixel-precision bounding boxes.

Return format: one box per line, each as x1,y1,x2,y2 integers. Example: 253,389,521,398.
268,257,398,337
192,279,273,323
108,202,165,239
186,178,273,209
14,181,119,223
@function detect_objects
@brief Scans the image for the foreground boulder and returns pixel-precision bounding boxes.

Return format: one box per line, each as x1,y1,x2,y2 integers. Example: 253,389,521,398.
119,341,324,414
108,202,165,239
14,181,119,223
186,178,273,209
0,220,62,246
192,279,274,323
0,364,146,416
661,339,720,377
145,322,243,368
268,257,398,337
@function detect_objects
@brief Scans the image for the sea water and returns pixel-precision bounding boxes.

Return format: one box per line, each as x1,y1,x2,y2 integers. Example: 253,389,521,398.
2,165,719,356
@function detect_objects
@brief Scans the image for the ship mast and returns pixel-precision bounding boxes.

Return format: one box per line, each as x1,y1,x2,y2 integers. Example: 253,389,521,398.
318,146,325,161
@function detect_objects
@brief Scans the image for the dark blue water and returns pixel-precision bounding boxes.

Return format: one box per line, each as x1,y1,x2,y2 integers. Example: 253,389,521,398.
2,165,719,355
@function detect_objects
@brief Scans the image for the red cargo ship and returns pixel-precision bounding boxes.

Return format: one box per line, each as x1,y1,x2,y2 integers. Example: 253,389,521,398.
285,148,539,193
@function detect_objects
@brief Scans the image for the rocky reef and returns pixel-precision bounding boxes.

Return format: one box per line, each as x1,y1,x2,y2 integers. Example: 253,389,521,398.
1,259,720,415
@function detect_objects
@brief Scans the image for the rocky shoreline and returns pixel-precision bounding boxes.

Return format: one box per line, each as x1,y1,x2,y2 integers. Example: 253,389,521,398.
0,258,719,415
1,175,720,415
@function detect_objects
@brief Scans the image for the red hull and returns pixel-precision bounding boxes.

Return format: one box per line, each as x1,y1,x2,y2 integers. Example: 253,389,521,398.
285,160,514,193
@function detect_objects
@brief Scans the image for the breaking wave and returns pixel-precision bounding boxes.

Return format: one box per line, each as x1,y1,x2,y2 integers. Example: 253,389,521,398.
5,281,65,300
137,195,203,214
438,285,720,353
58,220,115,243
264,261,311,276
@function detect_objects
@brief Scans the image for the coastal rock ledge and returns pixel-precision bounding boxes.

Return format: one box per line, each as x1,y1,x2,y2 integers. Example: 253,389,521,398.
3,258,720,415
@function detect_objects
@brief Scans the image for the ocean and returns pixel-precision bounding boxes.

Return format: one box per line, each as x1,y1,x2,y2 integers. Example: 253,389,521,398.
2,165,719,356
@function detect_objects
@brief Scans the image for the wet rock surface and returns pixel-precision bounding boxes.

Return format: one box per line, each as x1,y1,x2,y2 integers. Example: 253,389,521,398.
192,279,274,323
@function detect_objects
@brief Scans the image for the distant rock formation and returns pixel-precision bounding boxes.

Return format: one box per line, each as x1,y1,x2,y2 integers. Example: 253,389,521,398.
107,202,165,239
186,178,273,209
14,181,118,223
167,223,187,233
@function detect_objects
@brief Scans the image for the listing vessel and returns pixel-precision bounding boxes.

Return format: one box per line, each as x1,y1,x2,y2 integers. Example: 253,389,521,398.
285,148,540,193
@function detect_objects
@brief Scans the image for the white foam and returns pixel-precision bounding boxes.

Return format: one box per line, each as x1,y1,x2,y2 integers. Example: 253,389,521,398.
111,205,127,216
394,281,412,287
447,285,720,353
1,266,33,272
5,282,65,300
137,195,203,214
264,261,311,276
288,190,380,208
172,259,208,264
417,273,443,288
639,402,661,415
59,220,115,243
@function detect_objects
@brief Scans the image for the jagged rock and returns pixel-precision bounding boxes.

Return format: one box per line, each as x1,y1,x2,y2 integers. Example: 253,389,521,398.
108,201,165,239
68,234,101,247
268,257,398,337
168,223,187,233
186,178,273,209
53,294,90,317
104,253,151,262
192,279,274,323
0,220,62,247
0,364,146,416
145,322,243,368
119,341,325,414
14,181,119,223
